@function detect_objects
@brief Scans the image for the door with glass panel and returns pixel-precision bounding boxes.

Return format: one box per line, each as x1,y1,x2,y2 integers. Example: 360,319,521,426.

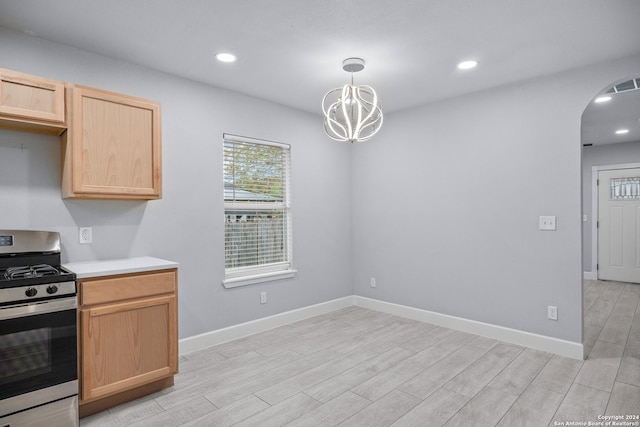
598,167,640,283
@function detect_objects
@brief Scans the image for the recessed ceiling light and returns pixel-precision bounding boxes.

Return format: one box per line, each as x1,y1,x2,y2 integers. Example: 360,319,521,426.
457,60,478,70
594,96,612,103
215,53,237,63
615,129,629,135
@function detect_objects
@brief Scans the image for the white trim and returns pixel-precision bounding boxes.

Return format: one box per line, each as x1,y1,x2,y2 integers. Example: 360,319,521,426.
222,269,297,288
583,271,598,280
590,162,640,280
353,296,584,360
179,296,353,355
179,294,584,360
591,166,598,279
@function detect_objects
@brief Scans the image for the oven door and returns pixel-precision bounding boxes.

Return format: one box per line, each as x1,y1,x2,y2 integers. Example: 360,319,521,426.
0,296,77,417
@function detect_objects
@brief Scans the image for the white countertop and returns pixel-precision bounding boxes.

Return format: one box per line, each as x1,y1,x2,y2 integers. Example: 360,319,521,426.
63,256,178,279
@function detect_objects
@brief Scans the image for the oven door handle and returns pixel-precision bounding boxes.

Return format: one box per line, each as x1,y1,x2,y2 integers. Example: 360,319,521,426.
0,296,77,320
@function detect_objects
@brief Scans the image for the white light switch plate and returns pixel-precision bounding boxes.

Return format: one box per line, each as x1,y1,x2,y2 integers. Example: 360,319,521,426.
539,216,556,231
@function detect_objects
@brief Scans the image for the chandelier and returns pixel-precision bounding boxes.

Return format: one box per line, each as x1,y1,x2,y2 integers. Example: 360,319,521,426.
322,58,383,142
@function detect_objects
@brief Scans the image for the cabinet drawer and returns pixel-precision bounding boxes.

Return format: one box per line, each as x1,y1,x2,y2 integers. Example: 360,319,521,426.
80,269,176,306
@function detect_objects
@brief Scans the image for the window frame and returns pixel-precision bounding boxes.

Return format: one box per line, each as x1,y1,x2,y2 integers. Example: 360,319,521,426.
222,134,295,288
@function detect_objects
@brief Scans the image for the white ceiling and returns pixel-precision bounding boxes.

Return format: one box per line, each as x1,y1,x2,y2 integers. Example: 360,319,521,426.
1,0,639,145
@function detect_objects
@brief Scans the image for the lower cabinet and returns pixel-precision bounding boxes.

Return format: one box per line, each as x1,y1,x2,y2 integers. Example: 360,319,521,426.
78,269,178,417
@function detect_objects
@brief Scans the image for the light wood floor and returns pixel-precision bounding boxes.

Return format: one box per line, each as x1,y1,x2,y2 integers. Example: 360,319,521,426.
81,280,640,426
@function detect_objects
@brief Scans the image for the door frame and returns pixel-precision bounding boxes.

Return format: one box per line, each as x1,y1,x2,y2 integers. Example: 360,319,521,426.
589,162,640,279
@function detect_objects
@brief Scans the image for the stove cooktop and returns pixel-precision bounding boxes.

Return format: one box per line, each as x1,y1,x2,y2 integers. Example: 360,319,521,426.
0,264,76,289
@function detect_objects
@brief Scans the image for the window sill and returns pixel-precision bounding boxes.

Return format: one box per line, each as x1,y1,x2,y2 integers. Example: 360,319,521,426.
222,269,297,288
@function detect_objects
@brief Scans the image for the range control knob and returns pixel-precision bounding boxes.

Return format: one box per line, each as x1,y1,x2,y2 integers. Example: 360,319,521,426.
46,285,59,295
25,287,38,297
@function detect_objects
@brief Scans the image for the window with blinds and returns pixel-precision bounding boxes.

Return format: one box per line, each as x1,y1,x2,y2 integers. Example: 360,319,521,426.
223,134,293,287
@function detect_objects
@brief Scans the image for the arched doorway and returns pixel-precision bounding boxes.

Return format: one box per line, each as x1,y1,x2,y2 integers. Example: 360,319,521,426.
581,76,640,357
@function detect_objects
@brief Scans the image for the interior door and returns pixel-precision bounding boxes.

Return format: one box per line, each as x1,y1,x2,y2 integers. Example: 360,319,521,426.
598,167,640,283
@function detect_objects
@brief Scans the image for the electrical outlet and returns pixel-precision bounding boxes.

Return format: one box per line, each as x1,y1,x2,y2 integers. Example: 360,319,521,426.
79,227,93,244
260,291,267,304
548,305,558,321
539,216,557,231
370,277,376,288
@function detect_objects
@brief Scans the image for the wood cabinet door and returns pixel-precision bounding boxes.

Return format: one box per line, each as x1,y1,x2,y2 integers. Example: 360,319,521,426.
80,294,177,402
64,85,162,199
0,68,65,133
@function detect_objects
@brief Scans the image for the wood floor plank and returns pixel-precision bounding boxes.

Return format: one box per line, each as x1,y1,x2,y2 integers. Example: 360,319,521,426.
531,354,583,394
574,340,624,392
390,388,469,427
598,314,634,345
155,350,301,410
442,386,518,427
327,320,423,355
351,344,451,402
487,348,552,396
443,343,523,398
337,389,420,427
613,290,639,317
605,381,640,416
550,383,609,425
255,319,378,357
288,391,371,427
351,331,483,402
204,349,345,408
398,336,498,400
232,393,321,427
495,384,564,427
81,395,164,427
617,338,640,387
181,395,270,427
127,396,216,427
628,315,640,342
398,325,455,353
254,348,378,405
304,346,415,403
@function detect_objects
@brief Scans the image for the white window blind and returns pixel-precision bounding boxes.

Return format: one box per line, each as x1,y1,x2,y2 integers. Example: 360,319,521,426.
223,134,293,286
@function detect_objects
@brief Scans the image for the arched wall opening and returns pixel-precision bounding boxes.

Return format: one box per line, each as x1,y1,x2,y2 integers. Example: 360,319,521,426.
580,75,640,356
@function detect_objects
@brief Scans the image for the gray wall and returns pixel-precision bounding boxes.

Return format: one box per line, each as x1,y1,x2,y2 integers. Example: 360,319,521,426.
351,55,640,343
582,140,640,272
0,28,353,339
3,26,640,346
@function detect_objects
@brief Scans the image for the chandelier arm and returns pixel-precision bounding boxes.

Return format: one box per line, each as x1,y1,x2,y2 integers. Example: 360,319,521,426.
322,89,351,140
353,86,381,140
324,107,348,140
340,85,354,140
324,120,348,141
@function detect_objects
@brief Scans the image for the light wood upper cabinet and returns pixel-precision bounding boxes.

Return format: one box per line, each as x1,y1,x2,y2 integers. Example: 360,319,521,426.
79,269,178,407
0,67,66,134
62,84,162,199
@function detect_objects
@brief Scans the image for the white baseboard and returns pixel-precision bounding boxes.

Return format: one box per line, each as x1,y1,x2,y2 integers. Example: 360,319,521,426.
179,296,354,355
583,271,598,280
179,294,583,360
353,296,584,360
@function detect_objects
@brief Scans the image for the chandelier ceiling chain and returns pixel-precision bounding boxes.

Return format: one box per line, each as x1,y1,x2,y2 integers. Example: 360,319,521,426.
322,57,383,143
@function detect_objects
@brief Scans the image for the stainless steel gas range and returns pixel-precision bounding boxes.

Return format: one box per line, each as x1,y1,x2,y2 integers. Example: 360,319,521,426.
0,230,78,427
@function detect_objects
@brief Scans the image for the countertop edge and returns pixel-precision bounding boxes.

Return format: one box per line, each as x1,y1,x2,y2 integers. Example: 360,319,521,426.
63,256,179,279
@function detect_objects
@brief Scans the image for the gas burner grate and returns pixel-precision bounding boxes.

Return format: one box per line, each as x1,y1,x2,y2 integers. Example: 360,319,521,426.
4,264,61,280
